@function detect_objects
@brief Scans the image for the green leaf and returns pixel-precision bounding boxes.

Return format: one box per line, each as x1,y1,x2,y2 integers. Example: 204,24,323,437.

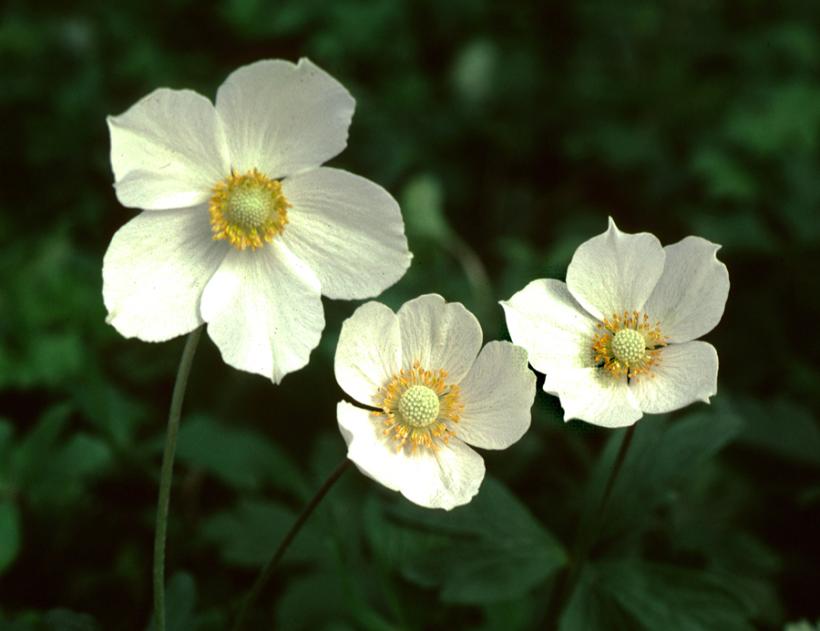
30,435,110,508
147,572,197,631
559,565,631,631
10,405,111,509
15,332,86,389
11,404,72,487
560,559,754,631
562,561,758,631
276,571,348,631
176,415,309,498
165,573,197,631
0,501,21,575
600,560,756,631
0,234,103,390
480,596,537,631
735,397,820,467
368,477,566,604
74,380,146,447
590,408,742,542
201,499,322,568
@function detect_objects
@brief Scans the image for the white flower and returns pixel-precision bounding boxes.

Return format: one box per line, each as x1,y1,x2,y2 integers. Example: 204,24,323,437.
103,58,411,382
501,218,729,428
335,294,536,510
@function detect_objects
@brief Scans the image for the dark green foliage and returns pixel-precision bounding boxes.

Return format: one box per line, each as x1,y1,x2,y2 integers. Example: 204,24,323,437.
176,415,309,498
1,0,818,629
0,501,20,575
365,477,566,604
562,561,758,631
559,408,782,630
201,499,320,568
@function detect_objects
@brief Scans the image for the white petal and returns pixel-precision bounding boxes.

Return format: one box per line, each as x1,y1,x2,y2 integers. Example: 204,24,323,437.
108,88,228,210
630,341,718,414
102,206,227,342
546,367,643,428
501,279,597,376
334,301,402,407
281,168,411,299
200,241,324,383
456,342,536,449
397,295,482,383
337,402,485,510
566,217,666,320
643,236,730,343
402,437,485,511
215,58,355,179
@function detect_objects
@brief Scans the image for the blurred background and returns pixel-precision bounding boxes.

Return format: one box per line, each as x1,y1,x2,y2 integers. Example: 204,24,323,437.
1,0,819,629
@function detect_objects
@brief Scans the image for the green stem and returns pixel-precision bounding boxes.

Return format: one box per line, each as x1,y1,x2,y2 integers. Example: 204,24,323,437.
448,234,495,325
232,458,352,631
152,327,203,631
546,424,636,629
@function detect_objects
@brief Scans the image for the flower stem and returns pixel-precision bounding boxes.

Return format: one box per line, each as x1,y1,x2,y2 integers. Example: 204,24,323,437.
152,327,203,631
449,234,495,326
545,424,636,628
231,458,352,631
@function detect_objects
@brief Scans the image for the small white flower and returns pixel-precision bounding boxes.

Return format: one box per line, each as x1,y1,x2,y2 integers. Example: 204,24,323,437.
502,218,729,428
335,294,536,510
103,58,411,382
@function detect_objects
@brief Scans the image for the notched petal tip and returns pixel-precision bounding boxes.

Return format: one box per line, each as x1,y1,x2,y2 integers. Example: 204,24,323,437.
606,215,620,232
700,384,718,405
296,56,316,70
567,217,666,318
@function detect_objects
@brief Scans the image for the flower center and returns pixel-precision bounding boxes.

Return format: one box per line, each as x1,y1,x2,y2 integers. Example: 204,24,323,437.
592,311,667,381
374,361,464,452
611,328,646,365
398,385,441,428
209,169,290,250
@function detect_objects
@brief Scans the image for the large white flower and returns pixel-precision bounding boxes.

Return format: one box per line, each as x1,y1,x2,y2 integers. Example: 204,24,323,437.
335,294,536,510
501,218,729,428
103,58,411,382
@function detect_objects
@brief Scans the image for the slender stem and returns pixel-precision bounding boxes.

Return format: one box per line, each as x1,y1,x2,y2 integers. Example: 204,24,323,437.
545,424,636,629
152,327,203,631
448,234,495,325
594,424,636,529
232,458,352,631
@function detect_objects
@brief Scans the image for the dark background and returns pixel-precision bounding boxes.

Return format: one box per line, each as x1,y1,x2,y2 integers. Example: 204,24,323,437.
1,0,818,629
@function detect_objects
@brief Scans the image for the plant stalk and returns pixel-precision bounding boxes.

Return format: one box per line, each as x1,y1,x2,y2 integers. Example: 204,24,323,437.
152,326,203,631
546,423,636,628
232,458,352,631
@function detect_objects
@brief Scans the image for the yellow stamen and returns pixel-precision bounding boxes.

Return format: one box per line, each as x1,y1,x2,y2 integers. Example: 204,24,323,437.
209,168,290,250
591,310,668,381
372,360,464,453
